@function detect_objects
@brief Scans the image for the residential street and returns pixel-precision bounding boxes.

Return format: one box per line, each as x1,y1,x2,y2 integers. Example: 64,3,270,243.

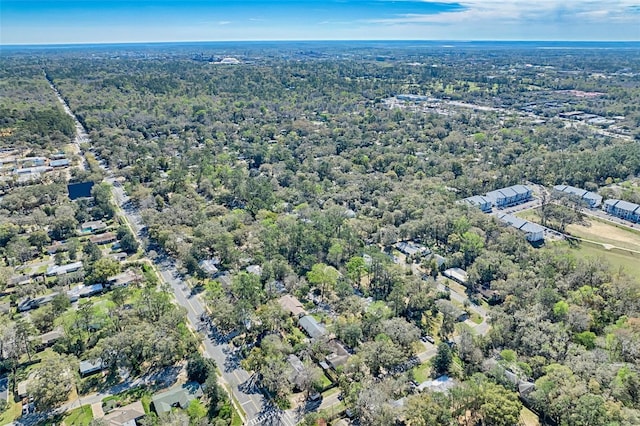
49,82,296,426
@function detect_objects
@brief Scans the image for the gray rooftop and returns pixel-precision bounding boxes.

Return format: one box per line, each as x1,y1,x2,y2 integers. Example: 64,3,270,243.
607,199,640,213
298,315,327,338
151,382,202,415
465,195,492,205
498,213,544,234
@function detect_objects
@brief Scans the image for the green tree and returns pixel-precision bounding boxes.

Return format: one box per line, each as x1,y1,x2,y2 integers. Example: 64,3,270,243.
120,232,139,254
433,343,452,376
404,392,455,426
306,263,340,301
187,353,217,384
31,354,75,410
28,230,50,251
87,257,121,284
346,256,367,287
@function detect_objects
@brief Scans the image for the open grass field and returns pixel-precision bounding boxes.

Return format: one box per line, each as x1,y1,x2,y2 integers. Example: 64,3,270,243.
517,207,640,275
566,218,640,252
560,240,640,277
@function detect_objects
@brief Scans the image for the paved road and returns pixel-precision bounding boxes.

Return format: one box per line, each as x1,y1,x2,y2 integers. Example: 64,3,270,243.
112,183,295,425
51,80,295,426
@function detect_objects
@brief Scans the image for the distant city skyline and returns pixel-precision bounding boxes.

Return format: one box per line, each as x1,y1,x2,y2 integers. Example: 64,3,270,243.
2,1,639,45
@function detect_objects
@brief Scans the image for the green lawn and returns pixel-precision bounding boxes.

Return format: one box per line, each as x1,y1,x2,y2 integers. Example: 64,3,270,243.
520,406,540,426
0,400,22,425
559,240,640,277
62,405,93,426
322,387,340,397
319,373,333,389
412,362,431,383
102,386,150,413
42,405,93,426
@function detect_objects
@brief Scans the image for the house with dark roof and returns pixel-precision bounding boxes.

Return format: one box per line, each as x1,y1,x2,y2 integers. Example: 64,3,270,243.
603,199,640,223
39,328,65,348
90,232,117,245
151,382,203,415
298,315,327,339
553,185,602,208
497,213,544,242
395,241,431,257
486,185,532,208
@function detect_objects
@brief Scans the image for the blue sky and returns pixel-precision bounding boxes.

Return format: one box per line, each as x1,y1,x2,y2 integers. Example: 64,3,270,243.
2,0,639,44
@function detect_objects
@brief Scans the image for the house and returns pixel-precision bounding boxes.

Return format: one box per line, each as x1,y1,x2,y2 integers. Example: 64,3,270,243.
486,185,532,208
107,270,142,288
17,380,29,399
8,275,31,288
102,400,145,426
463,195,493,213
67,181,94,200
81,220,107,234
198,259,220,276
79,359,105,377
603,199,640,223
151,382,203,415
553,185,602,208
46,261,83,276
298,315,327,339
479,287,502,305
111,252,128,262
443,268,468,285
287,354,306,389
484,359,535,398
39,328,65,348
497,213,544,242
68,283,104,299
14,166,52,175
46,241,68,255
277,294,307,318
395,241,430,257
19,157,46,166
324,340,351,370
90,232,117,245
50,159,70,168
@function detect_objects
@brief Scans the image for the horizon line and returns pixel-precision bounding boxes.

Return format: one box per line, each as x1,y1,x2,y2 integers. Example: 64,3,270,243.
3,39,640,48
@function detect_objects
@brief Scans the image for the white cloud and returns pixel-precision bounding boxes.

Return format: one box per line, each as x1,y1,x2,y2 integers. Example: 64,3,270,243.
369,0,640,25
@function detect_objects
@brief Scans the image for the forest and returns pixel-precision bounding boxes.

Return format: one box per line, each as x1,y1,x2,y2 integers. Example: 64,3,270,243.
1,42,639,425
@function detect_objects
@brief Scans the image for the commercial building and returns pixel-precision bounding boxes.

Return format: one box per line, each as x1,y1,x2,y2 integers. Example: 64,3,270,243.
603,199,640,223
463,195,493,213
486,185,532,208
497,213,544,242
553,185,602,208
